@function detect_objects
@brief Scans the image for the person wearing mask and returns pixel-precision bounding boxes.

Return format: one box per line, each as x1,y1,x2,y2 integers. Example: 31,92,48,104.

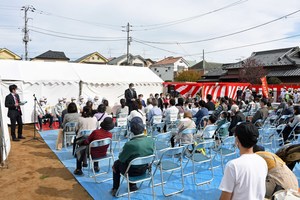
37,97,54,131
94,104,108,126
193,100,209,128
229,105,246,136
54,98,65,128
138,94,146,108
281,105,300,143
92,96,101,111
115,98,129,118
4,84,25,141
128,100,146,125
124,83,137,114
219,123,268,200
147,98,162,123
251,98,269,125
173,112,196,146
205,94,215,111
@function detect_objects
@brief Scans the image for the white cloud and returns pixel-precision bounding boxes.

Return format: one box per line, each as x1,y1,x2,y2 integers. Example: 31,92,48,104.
0,0,299,62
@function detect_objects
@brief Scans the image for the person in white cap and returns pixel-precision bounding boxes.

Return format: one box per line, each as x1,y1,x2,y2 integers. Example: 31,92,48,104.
37,97,54,131
71,97,76,103
54,98,64,128
78,95,86,113
62,97,67,109
92,95,101,111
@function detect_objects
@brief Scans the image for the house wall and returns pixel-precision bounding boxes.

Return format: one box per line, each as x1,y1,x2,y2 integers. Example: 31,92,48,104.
0,51,20,60
131,58,145,67
174,59,188,72
83,55,107,64
150,65,174,81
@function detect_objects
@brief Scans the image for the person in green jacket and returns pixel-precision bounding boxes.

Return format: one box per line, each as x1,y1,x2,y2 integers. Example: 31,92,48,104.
111,117,154,196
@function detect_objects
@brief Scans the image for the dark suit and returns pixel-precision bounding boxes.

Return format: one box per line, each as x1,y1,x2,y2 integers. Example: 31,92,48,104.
124,88,137,114
5,93,23,139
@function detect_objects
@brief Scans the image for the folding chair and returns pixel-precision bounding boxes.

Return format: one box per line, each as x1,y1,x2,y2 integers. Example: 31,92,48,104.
155,131,172,151
183,140,215,185
63,122,77,148
152,146,185,197
215,136,237,173
73,129,93,156
258,126,277,152
148,115,163,137
179,128,197,146
115,154,155,200
215,122,230,140
88,138,114,183
197,124,218,140
110,127,123,152
287,122,300,144
166,113,178,133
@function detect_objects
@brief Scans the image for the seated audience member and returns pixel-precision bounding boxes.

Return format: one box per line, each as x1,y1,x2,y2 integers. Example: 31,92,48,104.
205,94,215,111
219,122,268,200
115,98,129,118
92,96,101,111
37,97,54,131
128,100,146,125
74,117,114,176
111,117,155,196
144,98,153,118
138,94,146,108
213,97,228,118
281,99,294,116
55,102,80,150
54,98,64,128
94,104,108,126
254,150,299,198
215,111,229,138
103,99,113,116
76,106,97,139
173,111,196,147
191,101,199,116
176,97,185,114
251,98,269,125
163,98,179,124
147,98,162,123
228,105,246,136
281,105,300,143
193,100,209,127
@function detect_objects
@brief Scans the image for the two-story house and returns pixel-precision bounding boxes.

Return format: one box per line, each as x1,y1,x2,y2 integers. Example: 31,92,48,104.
149,56,189,81
108,54,147,67
0,48,21,60
75,52,108,64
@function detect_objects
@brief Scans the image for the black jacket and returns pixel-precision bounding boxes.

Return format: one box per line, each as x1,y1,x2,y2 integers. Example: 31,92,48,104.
5,93,22,118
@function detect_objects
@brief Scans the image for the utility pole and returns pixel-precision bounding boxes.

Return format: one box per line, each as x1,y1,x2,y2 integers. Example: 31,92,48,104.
202,49,206,74
122,23,132,65
21,5,35,61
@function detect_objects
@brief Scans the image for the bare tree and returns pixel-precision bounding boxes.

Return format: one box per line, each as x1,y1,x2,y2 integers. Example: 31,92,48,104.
238,59,266,84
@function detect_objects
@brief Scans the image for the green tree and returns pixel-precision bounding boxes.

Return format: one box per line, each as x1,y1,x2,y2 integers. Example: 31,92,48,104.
174,70,203,82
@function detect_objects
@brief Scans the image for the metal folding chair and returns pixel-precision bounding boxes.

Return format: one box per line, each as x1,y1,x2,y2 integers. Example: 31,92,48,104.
215,122,230,140
183,140,215,185
215,136,237,173
179,128,197,146
288,122,300,144
115,154,155,200
155,131,172,152
152,146,185,197
148,115,163,137
63,122,77,148
197,124,218,140
88,138,114,183
73,129,93,155
110,127,124,152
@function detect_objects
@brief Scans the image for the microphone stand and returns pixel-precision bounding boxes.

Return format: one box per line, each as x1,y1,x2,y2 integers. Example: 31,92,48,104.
24,94,43,143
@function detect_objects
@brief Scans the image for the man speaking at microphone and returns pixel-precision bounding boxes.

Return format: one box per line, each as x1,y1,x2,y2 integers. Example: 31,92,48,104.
5,84,25,141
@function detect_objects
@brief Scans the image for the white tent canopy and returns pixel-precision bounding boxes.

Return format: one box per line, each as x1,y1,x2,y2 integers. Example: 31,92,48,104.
0,60,163,123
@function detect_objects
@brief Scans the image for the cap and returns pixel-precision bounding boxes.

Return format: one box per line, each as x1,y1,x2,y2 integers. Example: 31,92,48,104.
71,97,76,100
94,95,99,100
100,117,115,131
79,95,84,99
130,117,145,135
58,98,63,101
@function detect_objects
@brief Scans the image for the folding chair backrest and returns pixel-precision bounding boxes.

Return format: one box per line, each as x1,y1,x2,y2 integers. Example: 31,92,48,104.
129,154,155,166
117,117,127,127
194,140,215,150
89,138,112,148
181,128,197,135
110,127,121,134
156,131,172,141
170,113,178,122
161,146,185,158
119,113,128,118
80,129,93,137
152,115,162,124
64,122,77,132
203,125,218,139
222,136,235,146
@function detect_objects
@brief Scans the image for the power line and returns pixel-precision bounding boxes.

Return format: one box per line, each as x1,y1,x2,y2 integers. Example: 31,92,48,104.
29,25,125,39
132,0,247,31
135,9,300,44
30,29,126,42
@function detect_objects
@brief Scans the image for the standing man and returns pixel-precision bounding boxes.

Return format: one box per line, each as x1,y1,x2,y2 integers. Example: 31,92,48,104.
124,83,137,114
5,84,25,141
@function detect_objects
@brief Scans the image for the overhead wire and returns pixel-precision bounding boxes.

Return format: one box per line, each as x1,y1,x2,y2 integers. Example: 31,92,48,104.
132,0,247,31
135,9,300,44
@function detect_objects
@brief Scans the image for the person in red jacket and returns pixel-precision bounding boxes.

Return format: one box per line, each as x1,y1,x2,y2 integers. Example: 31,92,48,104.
74,117,114,176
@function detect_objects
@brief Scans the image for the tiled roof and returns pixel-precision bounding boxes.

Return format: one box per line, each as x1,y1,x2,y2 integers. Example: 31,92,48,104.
152,56,183,66
202,68,227,77
107,54,146,65
267,67,300,77
191,60,223,70
223,47,300,69
34,50,70,61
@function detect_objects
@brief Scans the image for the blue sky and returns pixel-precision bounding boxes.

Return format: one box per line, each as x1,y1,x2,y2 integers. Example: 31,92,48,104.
0,0,300,63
